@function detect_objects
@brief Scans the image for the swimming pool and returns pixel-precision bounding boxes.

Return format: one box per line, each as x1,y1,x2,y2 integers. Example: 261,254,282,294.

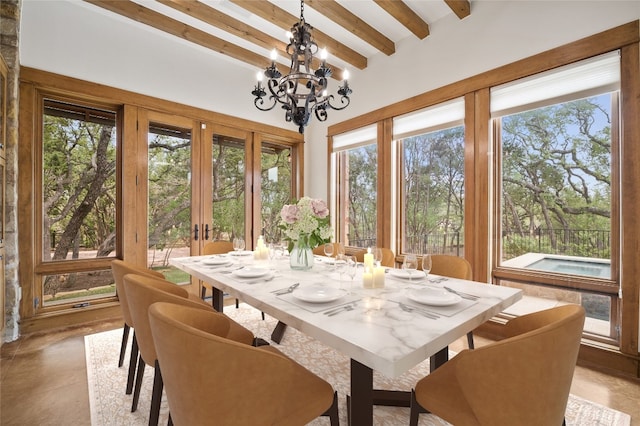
502,253,611,279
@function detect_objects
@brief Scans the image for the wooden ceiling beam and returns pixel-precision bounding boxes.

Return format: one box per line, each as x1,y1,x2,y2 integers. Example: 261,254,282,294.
157,0,345,79
374,0,430,40
444,0,471,19
230,0,368,70
306,0,395,55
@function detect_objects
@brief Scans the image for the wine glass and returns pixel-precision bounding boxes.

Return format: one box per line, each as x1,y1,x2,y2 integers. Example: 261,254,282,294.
422,254,432,281
373,247,383,267
343,255,358,293
233,237,245,252
334,254,347,282
323,243,334,258
403,254,418,282
335,242,345,257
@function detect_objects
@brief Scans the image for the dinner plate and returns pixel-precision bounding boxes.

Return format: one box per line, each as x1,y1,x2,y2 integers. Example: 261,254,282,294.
232,267,270,278
230,250,253,257
292,285,347,303
202,257,231,266
389,268,424,281
406,287,461,306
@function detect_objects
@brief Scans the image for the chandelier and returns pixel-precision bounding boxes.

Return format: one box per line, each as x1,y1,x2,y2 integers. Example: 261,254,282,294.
251,0,352,134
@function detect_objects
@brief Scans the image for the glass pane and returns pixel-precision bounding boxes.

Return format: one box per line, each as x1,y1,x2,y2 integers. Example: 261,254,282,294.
211,133,245,244
344,144,377,248
260,142,291,244
499,95,612,280
42,270,115,307
147,123,191,276
42,100,117,261
401,126,465,256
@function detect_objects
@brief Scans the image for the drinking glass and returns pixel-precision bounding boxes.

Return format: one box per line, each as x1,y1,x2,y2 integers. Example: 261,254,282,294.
335,254,347,282
422,254,432,280
335,242,345,257
344,255,358,293
373,247,383,267
233,237,245,252
403,254,418,282
268,243,277,261
323,243,334,258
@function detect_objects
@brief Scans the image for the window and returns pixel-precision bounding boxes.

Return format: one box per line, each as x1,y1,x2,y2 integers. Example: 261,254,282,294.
394,99,465,256
332,125,378,248
492,52,620,342
40,99,118,306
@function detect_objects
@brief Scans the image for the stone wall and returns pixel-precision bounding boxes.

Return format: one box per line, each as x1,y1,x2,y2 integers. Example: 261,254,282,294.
1,0,21,342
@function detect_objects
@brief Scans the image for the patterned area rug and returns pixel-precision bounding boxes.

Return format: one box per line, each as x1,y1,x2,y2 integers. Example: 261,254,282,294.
85,304,631,425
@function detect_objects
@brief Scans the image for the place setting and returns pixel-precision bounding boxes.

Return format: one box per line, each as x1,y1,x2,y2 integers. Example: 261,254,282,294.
275,282,360,313
227,266,278,284
391,285,478,317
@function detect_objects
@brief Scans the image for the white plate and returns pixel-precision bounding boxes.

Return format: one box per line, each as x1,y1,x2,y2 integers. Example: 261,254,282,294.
389,269,424,280
292,285,347,303
406,287,461,306
230,250,253,257
202,257,230,266
232,267,270,278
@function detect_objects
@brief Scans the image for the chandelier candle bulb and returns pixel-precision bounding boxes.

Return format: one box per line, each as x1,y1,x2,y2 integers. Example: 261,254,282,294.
362,266,374,289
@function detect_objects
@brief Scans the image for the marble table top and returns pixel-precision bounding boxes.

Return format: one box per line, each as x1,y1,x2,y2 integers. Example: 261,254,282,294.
170,254,522,378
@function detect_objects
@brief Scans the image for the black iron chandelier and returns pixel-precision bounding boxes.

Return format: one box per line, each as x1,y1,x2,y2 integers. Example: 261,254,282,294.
251,0,352,134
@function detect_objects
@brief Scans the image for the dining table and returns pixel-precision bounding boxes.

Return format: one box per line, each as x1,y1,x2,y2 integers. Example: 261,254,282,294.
170,252,522,426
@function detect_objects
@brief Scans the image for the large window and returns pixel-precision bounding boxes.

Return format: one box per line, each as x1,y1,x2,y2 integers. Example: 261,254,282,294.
332,125,378,248
492,52,620,342
395,99,465,256
40,99,118,306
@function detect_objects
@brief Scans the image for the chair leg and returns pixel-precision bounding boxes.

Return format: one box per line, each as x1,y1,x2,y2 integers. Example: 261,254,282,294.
322,391,339,426
235,298,239,309
131,355,146,413
200,285,207,300
167,413,173,426
409,389,427,426
261,311,265,320
149,361,164,426
118,323,130,367
126,332,139,395
467,331,475,349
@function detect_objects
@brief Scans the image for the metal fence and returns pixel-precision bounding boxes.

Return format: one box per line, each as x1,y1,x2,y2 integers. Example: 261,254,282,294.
349,232,463,256
502,228,610,260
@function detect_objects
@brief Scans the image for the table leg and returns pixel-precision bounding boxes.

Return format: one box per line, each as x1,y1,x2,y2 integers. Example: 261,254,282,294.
430,346,449,372
212,287,224,312
350,359,373,426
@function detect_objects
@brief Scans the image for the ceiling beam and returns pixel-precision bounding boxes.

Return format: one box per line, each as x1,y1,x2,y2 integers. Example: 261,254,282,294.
305,0,395,56
230,0,368,70
157,0,345,78
373,0,430,40
444,0,471,19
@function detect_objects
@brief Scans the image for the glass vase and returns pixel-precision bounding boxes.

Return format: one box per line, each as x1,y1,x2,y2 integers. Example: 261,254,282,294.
290,234,314,271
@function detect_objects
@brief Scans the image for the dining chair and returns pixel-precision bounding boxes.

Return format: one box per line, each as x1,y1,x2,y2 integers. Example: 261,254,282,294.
311,242,343,257
110,259,165,395
426,255,476,348
123,273,256,426
409,304,585,426
148,302,340,426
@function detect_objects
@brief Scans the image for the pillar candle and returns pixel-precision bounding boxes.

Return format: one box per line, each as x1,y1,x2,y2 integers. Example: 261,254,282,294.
363,247,374,270
373,265,385,288
362,267,374,289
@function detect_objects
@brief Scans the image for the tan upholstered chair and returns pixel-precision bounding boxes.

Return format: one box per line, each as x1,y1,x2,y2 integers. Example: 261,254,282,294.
148,302,339,426
201,240,234,301
409,304,585,426
311,242,344,257
110,259,165,394
425,255,477,348
124,273,255,426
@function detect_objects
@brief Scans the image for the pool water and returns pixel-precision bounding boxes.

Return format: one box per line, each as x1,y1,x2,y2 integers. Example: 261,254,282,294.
526,258,610,278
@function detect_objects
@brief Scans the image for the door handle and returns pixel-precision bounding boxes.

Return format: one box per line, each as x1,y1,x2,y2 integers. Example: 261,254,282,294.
205,224,210,240
194,224,199,241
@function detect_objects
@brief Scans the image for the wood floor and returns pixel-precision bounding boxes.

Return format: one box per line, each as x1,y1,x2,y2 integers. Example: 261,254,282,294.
1,310,639,425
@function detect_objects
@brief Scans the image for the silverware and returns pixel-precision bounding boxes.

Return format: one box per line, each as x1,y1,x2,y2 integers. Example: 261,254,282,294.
220,266,245,274
398,303,439,319
272,283,300,295
326,305,354,316
444,286,479,300
323,303,355,316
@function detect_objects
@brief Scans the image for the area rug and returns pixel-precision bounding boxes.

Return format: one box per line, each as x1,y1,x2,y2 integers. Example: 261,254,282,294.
85,304,631,425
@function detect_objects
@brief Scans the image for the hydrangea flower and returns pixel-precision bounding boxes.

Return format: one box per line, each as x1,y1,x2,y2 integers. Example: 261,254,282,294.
279,197,332,251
